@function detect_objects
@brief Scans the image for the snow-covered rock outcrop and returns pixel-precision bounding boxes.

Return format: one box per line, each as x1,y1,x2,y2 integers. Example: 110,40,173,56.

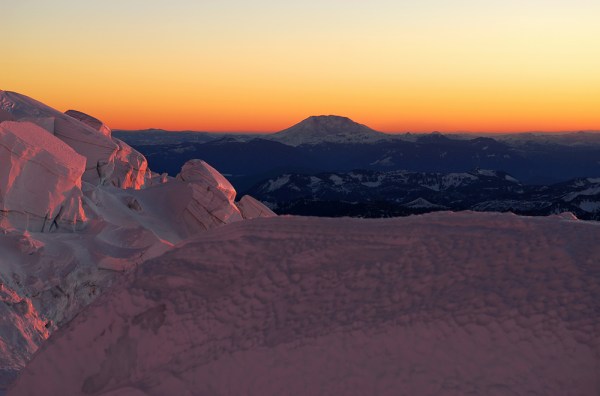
0,121,86,231
8,212,598,396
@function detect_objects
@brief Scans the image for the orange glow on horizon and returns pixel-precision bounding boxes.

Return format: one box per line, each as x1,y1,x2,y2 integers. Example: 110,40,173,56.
5,1,600,133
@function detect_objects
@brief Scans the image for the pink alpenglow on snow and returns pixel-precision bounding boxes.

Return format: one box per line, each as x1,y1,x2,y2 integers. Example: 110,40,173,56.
64,110,112,137
110,138,149,189
177,159,238,202
9,213,599,396
65,109,149,189
0,91,118,184
0,91,149,189
0,121,87,231
175,159,244,227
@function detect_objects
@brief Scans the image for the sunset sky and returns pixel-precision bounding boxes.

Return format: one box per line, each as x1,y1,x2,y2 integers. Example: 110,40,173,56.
5,0,600,132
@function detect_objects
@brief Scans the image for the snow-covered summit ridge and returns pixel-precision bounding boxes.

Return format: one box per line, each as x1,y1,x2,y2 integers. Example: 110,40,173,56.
269,115,392,146
9,212,599,395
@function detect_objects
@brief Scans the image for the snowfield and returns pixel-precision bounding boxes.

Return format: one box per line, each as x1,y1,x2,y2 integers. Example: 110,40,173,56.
9,212,600,396
0,90,274,392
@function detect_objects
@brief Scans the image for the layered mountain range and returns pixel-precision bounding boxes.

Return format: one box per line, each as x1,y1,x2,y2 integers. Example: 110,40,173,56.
114,116,600,219
116,116,600,192
246,169,600,219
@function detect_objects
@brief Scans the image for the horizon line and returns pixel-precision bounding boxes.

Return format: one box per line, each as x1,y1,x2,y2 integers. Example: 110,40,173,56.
112,128,600,135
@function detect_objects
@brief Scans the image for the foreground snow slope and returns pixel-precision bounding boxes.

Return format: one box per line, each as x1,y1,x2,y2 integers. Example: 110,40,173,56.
10,212,599,396
0,91,275,392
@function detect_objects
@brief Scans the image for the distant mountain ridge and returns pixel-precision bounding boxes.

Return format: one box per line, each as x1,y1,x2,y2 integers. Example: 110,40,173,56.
114,115,600,190
245,169,600,220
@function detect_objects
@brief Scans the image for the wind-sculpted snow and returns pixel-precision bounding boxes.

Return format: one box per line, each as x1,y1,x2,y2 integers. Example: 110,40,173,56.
236,195,277,219
0,91,118,184
65,110,112,137
0,121,86,231
175,160,243,227
0,168,258,388
65,109,149,189
0,273,49,391
110,139,149,189
177,159,237,201
10,213,600,395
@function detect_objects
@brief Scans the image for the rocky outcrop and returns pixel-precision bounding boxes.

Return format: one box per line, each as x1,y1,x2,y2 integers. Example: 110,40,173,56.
0,121,86,231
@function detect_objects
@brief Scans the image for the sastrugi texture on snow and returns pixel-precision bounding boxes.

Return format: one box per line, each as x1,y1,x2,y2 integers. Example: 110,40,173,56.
9,213,599,395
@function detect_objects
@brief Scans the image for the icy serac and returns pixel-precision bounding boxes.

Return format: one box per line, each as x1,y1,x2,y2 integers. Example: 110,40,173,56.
0,91,118,184
65,109,149,189
175,159,243,228
0,121,87,231
0,90,149,188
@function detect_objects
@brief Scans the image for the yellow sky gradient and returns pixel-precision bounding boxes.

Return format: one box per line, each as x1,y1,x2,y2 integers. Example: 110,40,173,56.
4,1,600,132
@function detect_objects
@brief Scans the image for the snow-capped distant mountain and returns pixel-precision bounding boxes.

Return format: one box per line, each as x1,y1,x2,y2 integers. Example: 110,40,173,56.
268,115,393,146
10,213,600,395
246,169,600,219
